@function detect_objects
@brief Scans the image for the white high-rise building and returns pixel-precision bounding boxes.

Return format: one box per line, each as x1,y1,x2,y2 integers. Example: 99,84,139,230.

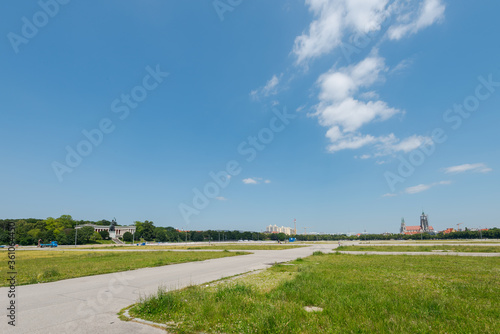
265,224,294,234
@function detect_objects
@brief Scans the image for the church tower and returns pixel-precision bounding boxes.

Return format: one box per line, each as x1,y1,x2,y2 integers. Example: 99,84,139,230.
420,211,429,232
400,217,406,234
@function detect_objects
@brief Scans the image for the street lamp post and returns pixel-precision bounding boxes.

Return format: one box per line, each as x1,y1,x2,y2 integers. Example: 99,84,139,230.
74,226,78,247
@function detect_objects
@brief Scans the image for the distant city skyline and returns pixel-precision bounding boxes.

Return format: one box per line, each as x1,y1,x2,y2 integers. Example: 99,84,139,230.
1,1,499,234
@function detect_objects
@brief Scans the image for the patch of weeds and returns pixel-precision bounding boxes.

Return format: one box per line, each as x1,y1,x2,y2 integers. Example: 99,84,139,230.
215,283,253,301
41,268,60,279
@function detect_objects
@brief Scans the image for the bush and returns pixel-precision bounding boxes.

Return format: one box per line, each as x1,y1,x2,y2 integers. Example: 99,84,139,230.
90,231,102,242
123,232,133,242
99,230,109,240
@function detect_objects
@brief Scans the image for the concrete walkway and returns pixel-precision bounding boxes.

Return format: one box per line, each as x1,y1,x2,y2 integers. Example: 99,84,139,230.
0,243,330,334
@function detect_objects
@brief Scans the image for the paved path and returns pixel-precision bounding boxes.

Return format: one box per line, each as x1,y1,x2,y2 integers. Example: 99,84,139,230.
0,244,331,334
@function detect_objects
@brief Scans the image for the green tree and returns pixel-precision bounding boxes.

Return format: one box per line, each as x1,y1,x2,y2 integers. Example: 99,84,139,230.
45,215,75,235
78,226,94,244
142,221,155,241
156,230,167,242
90,231,102,242
123,232,133,242
99,230,109,240
134,221,144,238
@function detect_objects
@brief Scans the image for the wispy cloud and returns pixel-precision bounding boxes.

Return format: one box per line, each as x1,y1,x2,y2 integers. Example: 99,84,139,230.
405,180,451,194
242,178,258,184
250,74,282,100
293,0,389,65
216,196,228,201
387,0,446,40
382,193,397,197
242,177,271,185
443,163,492,174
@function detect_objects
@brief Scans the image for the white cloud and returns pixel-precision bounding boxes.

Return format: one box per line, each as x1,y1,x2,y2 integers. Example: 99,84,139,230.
242,178,258,184
382,193,397,197
293,0,445,66
443,163,493,174
313,56,431,155
327,133,377,152
387,135,429,153
242,177,271,185
387,0,445,40
404,180,451,194
296,105,306,112
317,56,387,103
390,58,414,74
359,91,379,100
405,183,431,194
292,0,446,155
250,74,282,100
314,56,401,137
375,134,432,155
263,75,280,94
216,196,227,201
318,98,400,132
293,0,390,65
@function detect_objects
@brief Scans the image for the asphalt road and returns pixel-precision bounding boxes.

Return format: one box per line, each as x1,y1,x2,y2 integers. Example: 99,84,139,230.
0,244,331,334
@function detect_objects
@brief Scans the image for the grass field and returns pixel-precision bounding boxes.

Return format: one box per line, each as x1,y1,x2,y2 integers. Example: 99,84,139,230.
359,240,500,244
0,250,247,287
129,253,500,333
79,244,304,251
337,245,500,253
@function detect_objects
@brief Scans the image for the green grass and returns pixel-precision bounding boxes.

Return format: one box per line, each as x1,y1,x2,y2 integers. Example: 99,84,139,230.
129,254,500,333
79,244,304,251
360,240,500,244
92,239,115,244
337,245,500,253
0,250,247,287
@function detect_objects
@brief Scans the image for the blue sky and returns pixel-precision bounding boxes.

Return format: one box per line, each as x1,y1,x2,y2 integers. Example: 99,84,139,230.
1,0,499,234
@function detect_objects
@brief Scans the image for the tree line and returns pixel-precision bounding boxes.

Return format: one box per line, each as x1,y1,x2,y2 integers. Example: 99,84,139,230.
0,215,498,245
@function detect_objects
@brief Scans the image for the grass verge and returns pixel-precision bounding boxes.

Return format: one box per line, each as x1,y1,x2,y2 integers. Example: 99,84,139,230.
0,250,247,286
78,244,304,251
337,245,500,253
129,253,500,333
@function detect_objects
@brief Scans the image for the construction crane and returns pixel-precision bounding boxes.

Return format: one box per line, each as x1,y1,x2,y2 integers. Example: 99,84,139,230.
457,223,463,232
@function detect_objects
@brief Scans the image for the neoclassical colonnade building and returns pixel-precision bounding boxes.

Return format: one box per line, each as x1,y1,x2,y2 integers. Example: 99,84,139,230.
75,224,136,239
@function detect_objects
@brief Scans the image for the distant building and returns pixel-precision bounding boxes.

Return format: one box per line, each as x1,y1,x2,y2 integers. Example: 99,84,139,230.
400,212,435,235
76,224,136,239
265,224,295,235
